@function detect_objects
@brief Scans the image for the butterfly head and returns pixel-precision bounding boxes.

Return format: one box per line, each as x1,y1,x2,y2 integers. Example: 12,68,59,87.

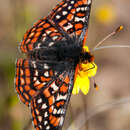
80,48,94,63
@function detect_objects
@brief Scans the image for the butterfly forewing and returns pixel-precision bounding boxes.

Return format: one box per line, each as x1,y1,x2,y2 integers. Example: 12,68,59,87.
20,18,64,53
20,0,92,53
49,0,92,38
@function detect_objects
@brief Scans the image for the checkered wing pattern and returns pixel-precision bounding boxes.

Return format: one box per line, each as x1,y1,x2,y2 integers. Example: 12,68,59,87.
20,0,92,53
49,0,91,41
31,72,74,130
15,58,55,106
15,58,74,130
20,18,63,53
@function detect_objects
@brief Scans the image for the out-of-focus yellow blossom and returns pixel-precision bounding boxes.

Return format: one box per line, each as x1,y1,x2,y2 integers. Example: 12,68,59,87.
72,46,97,95
96,4,116,24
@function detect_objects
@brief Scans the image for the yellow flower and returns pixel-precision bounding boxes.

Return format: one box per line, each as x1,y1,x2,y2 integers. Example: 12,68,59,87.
72,74,90,95
72,61,97,95
96,4,116,24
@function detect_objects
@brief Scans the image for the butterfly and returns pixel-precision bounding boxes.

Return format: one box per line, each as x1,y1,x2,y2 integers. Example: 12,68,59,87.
15,0,97,130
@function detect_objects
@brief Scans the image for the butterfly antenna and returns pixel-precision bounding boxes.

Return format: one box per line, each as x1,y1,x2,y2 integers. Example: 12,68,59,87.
92,25,123,51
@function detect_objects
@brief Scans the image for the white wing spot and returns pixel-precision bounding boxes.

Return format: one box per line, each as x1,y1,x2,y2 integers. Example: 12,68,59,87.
44,121,48,125
64,23,73,31
62,11,68,15
44,111,48,118
44,71,49,77
39,125,42,129
76,7,80,12
38,116,42,122
44,63,49,69
61,109,65,114
42,33,46,37
37,43,41,48
81,7,85,11
20,78,25,85
49,42,54,46
75,17,85,22
88,0,91,5
46,30,51,34
68,6,72,10
42,103,47,109
85,6,88,11
53,109,57,114
54,71,58,75
59,116,64,126
51,105,54,110
33,77,37,81
42,36,46,42
46,126,50,130
42,82,46,86
20,69,24,75
37,98,42,104
32,61,36,68
35,109,40,115
56,94,67,101
57,109,61,114
35,70,38,76
51,82,58,91
52,36,58,41
63,3,68,7
35,80,41,85
71,1,74,4
56,15,61,19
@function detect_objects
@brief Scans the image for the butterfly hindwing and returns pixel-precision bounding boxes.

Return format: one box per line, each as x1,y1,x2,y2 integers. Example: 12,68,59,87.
15,58,75,129
15,58,57,106
31,71,74,130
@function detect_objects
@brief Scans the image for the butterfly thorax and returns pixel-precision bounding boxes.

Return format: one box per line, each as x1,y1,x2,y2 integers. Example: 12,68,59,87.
29,38,94,66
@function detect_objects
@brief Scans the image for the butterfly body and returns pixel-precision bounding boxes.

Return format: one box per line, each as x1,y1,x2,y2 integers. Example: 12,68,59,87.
29,35,94,66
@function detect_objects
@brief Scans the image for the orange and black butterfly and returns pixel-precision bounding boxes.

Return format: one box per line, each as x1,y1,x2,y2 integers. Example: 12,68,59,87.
15,0,96,129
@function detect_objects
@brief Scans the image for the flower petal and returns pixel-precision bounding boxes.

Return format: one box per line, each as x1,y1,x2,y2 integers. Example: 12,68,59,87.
79,77,90,95
87,62,97,77
80,62,97,77
72,75,90,95
72,76,80,95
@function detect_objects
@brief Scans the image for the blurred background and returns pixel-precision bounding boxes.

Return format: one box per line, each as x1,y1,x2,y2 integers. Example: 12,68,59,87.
0,0,130,130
